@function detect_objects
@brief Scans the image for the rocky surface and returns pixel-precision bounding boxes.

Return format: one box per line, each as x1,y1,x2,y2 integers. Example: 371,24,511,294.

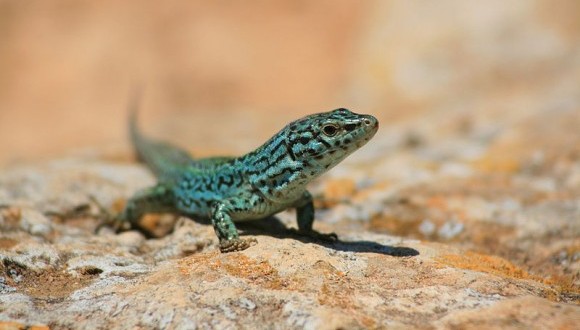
1,104,579,328
1,1,580,329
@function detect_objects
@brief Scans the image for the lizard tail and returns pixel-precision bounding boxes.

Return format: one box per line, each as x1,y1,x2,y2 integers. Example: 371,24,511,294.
128,93,194,182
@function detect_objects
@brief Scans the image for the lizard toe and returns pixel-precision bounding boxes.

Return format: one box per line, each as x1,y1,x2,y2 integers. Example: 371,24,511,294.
219,237,257,253
290,228,339,242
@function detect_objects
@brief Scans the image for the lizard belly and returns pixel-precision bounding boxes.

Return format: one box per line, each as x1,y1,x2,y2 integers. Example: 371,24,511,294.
227,188,297,222
231,198,291,222
174,182,293,222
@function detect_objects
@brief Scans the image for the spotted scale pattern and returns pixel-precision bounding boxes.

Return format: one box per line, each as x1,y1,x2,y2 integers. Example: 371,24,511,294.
114,108,378,252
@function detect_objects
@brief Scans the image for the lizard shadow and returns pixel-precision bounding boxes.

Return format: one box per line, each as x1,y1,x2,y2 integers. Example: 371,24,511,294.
237,216,419,257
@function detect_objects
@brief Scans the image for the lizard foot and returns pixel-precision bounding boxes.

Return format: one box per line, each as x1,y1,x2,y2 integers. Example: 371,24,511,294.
219,237,258,253
290,228,339,242
88,196,130,234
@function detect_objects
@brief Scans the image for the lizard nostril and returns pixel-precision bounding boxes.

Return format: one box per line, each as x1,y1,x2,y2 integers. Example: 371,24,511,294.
363,118,372,126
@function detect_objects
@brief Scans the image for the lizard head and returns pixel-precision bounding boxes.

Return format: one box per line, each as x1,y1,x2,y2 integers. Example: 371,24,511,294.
285,108,378,175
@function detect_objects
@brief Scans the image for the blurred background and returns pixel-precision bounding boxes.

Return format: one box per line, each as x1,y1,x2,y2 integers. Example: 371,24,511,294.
1,0,578,164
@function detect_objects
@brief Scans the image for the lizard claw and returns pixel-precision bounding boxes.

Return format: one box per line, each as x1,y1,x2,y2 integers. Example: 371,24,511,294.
219,237,257,253
315,231,339,242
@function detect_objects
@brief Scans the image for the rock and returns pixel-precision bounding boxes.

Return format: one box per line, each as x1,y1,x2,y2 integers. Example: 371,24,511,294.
0,230,575,329
434,296,579,329
0,160,577,328
18,209,53,237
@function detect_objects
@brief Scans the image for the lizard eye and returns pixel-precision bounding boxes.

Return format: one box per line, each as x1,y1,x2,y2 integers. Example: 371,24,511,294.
322,124,339,137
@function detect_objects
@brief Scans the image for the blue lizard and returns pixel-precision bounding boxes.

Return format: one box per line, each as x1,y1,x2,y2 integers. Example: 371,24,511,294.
110,107,378,252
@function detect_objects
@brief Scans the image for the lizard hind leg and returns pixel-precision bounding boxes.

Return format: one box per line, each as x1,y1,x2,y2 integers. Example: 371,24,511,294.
107,183,177,237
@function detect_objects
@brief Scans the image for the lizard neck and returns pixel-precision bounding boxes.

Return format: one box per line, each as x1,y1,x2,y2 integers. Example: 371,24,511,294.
240,131,311,203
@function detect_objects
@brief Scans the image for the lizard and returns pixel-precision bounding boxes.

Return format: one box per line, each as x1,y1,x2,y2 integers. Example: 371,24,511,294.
106,106,379,253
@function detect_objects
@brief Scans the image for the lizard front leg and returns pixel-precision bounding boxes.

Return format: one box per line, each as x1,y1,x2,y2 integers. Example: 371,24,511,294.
211,201,256,253
294,191,338,241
